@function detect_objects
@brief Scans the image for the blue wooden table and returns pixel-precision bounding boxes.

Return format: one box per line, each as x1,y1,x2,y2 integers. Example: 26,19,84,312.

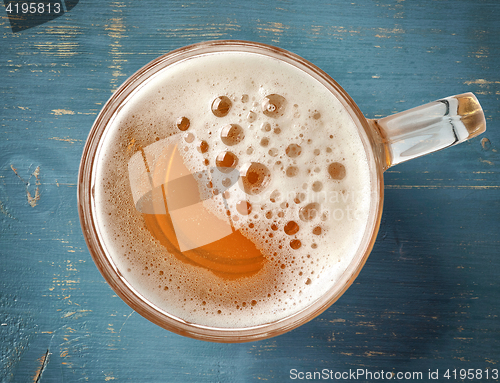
1,1,499,382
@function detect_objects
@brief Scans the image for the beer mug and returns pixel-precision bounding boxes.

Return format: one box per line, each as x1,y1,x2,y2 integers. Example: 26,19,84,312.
78,41,485,342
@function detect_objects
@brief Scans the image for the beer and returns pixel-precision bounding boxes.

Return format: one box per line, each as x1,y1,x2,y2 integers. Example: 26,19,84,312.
91,49,372,329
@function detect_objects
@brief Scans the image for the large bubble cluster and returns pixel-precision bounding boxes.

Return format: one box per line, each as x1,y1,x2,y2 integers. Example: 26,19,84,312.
173,90,352,275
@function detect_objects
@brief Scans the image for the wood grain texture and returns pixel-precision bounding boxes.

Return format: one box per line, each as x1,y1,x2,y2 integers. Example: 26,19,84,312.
1,0,499,381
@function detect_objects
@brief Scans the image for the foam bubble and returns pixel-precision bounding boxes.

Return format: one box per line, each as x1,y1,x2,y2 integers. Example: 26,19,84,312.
197,140,209,153
261,122,271,132
286,166,299,177
312,181,323,192
286,144,302,158
216,151,238,171
262,94,286,118
221,124,245,146
211,96,232,117
239,162,271,195
284,221,300,235
236,200,252,215
299,203,320,222
176,116,190,131
328,162,346,180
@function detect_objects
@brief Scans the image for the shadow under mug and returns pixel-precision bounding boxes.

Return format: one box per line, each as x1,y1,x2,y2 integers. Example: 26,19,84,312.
78,40,486,342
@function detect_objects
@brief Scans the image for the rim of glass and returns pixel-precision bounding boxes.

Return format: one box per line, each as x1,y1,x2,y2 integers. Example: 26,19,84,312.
78,40,384,342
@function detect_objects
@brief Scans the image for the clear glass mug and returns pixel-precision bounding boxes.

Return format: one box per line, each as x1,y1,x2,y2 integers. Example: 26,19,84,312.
78,40,486,342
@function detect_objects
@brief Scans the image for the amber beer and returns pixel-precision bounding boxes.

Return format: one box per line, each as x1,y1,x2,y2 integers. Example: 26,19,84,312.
90,45,372,330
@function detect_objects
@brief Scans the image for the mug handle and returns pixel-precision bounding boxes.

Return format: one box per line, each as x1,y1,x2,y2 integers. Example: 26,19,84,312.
368,92,486,170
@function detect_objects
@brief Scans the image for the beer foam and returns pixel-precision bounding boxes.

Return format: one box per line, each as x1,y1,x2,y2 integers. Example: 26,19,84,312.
93,51,373,328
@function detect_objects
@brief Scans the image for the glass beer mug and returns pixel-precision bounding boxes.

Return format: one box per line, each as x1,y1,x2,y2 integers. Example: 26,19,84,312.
78,41,485,342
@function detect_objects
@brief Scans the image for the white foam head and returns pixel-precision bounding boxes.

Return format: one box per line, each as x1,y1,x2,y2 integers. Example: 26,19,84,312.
93,50,372,328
